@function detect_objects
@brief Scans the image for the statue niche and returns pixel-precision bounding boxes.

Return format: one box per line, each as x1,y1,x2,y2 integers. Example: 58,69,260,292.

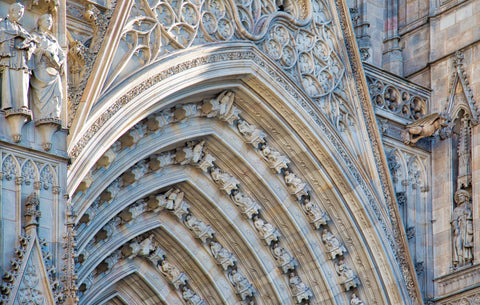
449,108,474,268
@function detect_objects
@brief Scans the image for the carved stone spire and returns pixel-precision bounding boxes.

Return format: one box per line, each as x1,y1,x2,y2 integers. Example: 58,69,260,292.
62,197,79,305
24,193,41,234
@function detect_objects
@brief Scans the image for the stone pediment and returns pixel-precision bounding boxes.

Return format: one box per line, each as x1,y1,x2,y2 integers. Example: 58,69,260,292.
70,0,358,147
1,234,58,305
444,51,479,125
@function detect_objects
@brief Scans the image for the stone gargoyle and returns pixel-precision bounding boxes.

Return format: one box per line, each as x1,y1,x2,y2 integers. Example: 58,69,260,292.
402,112,449,144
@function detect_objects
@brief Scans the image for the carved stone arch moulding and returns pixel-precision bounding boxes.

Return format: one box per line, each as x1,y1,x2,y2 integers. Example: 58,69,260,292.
386,148,407,188
1,153,21,181
70,92,415,305
65,0,422,300
407,155,428,192
73,138,353,304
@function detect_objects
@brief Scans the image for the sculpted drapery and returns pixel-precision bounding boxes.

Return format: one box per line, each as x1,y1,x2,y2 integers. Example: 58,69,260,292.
30,14,64,120
0,3,35,110
452,189,473,266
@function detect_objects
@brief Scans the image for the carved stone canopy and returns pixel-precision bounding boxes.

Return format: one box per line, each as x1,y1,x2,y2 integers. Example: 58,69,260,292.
444,51,479,125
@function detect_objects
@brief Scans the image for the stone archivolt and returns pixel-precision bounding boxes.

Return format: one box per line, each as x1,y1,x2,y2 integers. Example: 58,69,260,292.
66,52,408,303
71,91,374,303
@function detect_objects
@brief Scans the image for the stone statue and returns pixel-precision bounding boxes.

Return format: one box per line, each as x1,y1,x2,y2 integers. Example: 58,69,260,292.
210,167,239,194
350,293,365,305
272,243,296,273
260,144,289,173
30,14,65,120
160,261,181,281
185,214,214,242
165,189,184,210
231,190,260,218
228,269,254,300
182,287,205,305
303,198,328,229
335,259,359,291
160,260,187,288
253,216,279,245
210,241,236,270
322,228,346,259
0,3,36,110
288,272,313,303
451,189,473,267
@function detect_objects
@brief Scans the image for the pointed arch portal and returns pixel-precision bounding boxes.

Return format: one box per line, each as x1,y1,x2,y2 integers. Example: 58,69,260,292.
68,42,421,305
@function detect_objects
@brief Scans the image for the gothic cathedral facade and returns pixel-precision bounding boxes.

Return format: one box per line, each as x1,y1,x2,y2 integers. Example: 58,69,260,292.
0,0,479,304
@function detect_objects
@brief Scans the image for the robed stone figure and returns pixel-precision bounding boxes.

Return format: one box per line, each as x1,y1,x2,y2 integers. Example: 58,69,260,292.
30,14,64,120
452,189,474,267
0,3,35,110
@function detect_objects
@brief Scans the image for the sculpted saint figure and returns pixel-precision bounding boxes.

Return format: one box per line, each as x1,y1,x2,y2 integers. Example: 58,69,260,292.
0,3,36,110
350,293,365,305
322,228,346,259
182,287,204,305
160,261,181,281
451,189,473,266
30,14,65,120
335,259,359,290
229,269,254,299
210,241,236,269
253,216,279,245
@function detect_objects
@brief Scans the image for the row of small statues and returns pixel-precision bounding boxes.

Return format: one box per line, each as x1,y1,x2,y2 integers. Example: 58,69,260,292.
0,3,64,120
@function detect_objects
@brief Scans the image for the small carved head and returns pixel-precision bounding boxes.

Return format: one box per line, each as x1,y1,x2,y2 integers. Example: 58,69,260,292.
454,189,471,205
8,3,24,22
38,14,53,32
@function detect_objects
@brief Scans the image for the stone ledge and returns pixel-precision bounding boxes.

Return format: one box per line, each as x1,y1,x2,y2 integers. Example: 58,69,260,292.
434,263,480,299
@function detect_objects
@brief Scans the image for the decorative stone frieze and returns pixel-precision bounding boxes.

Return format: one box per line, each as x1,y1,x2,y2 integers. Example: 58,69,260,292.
365,64,429,121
